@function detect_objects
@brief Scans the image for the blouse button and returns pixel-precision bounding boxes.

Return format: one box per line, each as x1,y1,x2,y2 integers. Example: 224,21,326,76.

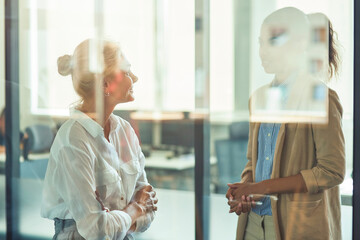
121,197,124,200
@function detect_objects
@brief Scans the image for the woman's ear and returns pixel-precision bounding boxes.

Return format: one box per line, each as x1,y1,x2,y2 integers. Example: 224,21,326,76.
103,77,111,95
104,75,119,94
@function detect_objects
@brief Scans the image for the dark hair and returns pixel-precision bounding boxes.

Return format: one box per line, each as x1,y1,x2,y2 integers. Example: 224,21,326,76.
328,20,340,79
308,13,341,80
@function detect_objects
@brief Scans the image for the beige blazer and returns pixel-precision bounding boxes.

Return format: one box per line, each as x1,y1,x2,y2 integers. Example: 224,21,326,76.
236,88,345,240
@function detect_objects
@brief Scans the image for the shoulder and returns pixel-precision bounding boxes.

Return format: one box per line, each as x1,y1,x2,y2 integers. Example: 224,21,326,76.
111,114,142,153
111,114,136,136
55,119,89,141
51,119,92,156
112,114,132,128
328,87,341,103
328,88,343,116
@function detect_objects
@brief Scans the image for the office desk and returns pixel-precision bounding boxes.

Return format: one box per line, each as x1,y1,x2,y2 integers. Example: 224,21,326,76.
144,152,217,190
0,150,217,191
0,175,236,240
145,152,216,171
0,176,353,240
0,153,50,162
0,152,215,171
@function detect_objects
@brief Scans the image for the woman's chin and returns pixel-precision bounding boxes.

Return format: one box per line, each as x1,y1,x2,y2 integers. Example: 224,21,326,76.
116,96,135,104
262,66,276,74
127,95,135,102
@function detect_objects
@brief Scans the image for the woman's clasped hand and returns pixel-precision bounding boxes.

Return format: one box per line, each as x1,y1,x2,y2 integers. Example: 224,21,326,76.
132,185,158,213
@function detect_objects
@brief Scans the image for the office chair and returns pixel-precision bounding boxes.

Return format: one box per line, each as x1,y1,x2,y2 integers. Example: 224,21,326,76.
21,124,55,179
23,124,55,159
215,121,249,194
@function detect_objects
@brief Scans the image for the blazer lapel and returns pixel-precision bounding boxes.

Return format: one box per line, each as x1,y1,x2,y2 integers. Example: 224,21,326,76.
252,123,261,181
272,123,286,179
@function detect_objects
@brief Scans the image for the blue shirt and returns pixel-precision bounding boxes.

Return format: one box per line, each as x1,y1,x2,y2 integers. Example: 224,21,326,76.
252,123,281,216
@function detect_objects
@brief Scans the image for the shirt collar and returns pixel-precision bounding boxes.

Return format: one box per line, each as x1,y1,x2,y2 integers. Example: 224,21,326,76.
70,108,104,138
108,113,121,132
70,108,122,138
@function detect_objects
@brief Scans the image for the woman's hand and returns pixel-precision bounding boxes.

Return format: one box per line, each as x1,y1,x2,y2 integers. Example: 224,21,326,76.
227,195,263,215
225,187,234,201
95,184,158,226
123,185,158,225
226,182,264,215
227,182,262,200
133,185,158,212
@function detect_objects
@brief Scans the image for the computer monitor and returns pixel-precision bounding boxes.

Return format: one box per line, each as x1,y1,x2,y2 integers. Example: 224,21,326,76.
161,120,195,150
137,121,153,146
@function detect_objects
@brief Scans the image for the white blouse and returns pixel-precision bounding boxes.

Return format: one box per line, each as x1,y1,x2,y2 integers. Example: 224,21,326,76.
41,109,154,240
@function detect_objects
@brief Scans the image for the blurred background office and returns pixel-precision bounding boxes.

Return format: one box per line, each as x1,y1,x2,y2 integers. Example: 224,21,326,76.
0,0,355,239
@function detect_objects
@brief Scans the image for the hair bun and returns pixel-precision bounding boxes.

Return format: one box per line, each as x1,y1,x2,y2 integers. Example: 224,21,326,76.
57,54,73,76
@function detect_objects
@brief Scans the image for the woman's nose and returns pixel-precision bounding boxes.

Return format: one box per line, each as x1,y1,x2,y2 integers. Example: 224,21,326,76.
129,71,138,83
259,46,266,58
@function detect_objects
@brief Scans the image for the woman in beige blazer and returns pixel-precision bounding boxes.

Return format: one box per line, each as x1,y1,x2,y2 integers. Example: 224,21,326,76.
226,8,345,240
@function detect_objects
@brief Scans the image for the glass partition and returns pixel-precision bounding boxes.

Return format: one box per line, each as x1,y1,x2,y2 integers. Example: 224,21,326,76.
1,0,356,239
3,0,197,239
0,0,5,237
209,0,353,239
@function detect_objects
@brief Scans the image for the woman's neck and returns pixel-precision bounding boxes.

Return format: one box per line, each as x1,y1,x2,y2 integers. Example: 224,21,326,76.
274,71,292,84
274,67,301,85
78,99,115,128
275,55,307,83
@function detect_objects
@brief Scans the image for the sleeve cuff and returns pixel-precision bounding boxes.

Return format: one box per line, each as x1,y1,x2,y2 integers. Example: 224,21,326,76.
135,183,150,193
240,170,252,183
114,210,133,231
135,215,146,232
135,212,154,232
300,169,319,194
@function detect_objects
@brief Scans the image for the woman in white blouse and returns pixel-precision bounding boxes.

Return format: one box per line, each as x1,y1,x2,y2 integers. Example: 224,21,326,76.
41,39,158,240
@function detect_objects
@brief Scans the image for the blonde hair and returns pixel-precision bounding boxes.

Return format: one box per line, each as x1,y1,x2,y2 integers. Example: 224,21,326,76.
57,39,121,102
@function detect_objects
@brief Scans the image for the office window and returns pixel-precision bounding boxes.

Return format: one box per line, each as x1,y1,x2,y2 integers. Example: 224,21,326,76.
23,0,238,116
24,0,155,117
209,0,234,113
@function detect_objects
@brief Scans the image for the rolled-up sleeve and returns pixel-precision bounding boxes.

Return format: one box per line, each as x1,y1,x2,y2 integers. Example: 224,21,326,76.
55,146,132,240
241,122,255,183
300,90,345,194
132,152,155,233
133,138,156,232
135,211,155,233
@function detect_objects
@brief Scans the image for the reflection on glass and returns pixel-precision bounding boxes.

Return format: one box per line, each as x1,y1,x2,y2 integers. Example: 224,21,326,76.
250,7,330,123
